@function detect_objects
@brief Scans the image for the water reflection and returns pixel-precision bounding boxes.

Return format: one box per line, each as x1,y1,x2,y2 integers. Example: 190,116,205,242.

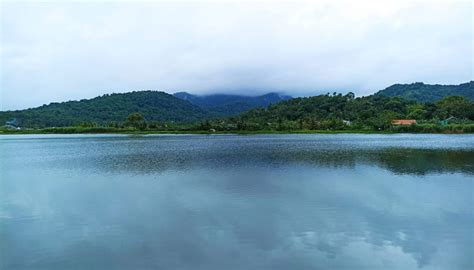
1,134,473,269
13,134,472,175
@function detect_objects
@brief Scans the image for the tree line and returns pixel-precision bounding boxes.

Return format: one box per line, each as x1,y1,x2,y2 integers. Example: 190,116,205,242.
80,93,474,133
2,92,474,133
197,93,474,132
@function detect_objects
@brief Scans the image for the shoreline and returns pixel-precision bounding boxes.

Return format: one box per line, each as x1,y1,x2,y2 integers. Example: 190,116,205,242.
1,129,472,135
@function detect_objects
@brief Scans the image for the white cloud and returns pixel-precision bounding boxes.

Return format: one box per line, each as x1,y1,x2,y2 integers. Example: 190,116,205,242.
1,0,472,110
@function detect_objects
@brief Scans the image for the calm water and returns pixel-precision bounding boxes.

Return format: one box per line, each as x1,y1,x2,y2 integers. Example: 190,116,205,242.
0,134,473,270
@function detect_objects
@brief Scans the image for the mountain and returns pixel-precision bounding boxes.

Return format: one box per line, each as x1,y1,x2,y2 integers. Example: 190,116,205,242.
173,92,291,116
375,81,473,102
0,91,212,128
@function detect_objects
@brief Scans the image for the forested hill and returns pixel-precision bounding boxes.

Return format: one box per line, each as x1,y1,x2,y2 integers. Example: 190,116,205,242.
375,81,473,102
219,93,474,131
173,92,291,116
0,91,212,128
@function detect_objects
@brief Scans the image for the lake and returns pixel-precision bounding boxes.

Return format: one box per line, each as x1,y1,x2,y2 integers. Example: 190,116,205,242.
0,134,473,270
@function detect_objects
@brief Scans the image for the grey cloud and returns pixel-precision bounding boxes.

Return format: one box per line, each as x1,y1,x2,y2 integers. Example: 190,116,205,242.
1,0,472,110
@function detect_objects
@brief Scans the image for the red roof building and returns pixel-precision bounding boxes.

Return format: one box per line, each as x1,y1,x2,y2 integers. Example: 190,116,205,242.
391,119,417,125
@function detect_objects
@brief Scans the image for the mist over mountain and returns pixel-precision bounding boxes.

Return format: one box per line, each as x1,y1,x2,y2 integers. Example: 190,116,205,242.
0,91,291,128
173,92,292,116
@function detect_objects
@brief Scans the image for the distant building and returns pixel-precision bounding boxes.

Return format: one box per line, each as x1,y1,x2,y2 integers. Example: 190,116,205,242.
5,119,18,126
440,116,457,126
342,120,352,126
4,118,20,129
391,119,417,126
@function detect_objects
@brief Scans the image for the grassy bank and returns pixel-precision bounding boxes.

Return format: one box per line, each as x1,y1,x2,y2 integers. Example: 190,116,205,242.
1,124,474,135
0,127,382,135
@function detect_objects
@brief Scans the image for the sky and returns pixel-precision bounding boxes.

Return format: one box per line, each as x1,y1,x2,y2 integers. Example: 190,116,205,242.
0,0,472,110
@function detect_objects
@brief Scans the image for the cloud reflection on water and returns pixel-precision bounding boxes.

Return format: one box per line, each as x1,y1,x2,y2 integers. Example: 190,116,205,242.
1,134,473,269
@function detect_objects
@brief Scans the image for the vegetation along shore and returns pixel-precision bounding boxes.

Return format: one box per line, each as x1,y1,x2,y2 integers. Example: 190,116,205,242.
1,82,473,134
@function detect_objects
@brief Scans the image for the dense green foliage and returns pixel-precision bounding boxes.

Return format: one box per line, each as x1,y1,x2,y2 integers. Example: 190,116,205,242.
0,91,292,128
376,81,473,102
173,92,291,116
0,91,212,128
2,86,474,134
202,93,474,132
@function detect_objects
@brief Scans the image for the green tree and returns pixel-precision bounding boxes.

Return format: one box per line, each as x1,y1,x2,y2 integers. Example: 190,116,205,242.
407,104,427,119
199,120,212,130
435,96,474,119
126,112,146,130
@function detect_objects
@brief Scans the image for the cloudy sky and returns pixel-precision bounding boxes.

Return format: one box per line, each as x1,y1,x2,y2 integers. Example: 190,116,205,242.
1,0,472,110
